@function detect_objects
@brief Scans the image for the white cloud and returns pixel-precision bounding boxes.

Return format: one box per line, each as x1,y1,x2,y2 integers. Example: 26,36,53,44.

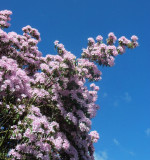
103,92,108,98
122,92,132,102
145,128,150,136
113,138,120,146
94,151,108,160
129,151,135,156
113,92,131,107
113,100,119,107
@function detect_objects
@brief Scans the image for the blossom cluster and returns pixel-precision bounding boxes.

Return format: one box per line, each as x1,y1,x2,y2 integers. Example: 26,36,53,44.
0,10,138,160
82,33,138,67
9,105,66,160
0,10,12,28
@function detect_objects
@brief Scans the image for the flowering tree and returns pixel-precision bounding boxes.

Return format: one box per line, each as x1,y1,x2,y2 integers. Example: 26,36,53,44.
0,10,138,160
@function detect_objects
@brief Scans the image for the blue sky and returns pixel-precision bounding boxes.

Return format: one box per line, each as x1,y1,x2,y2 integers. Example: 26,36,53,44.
1,0,150,159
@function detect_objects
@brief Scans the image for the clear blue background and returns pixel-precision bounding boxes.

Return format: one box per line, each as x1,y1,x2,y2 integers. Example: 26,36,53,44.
1,0,150,159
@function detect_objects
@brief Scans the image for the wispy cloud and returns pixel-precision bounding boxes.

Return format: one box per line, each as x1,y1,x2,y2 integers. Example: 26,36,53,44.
113,92,131,107
113,138,120,146
113,138,135,157
129,151,135,156
103,92,108,98
122,92,132,102
145,128,150,136
113,100,119,107
94,151,108,160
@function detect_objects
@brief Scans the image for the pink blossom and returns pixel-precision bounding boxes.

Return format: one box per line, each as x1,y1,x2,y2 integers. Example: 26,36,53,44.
88,37,95,43
96,35,103,41
131,35,138,41
117,46,124,53
89,130,100,143
54,40,59,45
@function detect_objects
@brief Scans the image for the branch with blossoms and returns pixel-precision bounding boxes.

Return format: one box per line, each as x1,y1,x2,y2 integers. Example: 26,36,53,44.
81,33,138,67
0,9,138,160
